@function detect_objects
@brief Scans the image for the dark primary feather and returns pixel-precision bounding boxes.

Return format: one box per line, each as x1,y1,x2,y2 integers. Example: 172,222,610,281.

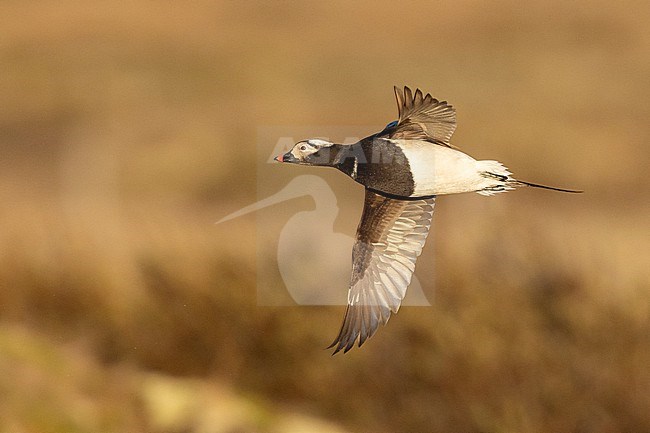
328,189,435,354
385,86,458,148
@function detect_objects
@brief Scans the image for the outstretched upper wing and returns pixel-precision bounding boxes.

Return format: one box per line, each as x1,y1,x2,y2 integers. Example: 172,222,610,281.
385,86,457,147
328,189,435,354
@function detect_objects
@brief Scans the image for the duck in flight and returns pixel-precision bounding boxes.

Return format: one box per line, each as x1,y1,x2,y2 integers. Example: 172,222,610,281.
275,86,581,354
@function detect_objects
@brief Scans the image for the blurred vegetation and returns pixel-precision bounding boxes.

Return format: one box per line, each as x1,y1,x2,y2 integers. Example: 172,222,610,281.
1,1,649,432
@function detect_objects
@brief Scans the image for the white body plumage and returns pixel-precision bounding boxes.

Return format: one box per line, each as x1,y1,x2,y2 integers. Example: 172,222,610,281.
389,139,514,196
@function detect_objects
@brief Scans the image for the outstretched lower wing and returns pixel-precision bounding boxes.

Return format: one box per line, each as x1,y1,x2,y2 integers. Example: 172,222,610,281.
328,189,435,354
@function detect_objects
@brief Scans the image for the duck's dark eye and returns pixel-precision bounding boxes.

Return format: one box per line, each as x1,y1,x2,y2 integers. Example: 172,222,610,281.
300,145,307,151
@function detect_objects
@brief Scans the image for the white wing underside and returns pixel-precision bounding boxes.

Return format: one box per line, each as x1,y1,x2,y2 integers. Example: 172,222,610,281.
329,190,435,353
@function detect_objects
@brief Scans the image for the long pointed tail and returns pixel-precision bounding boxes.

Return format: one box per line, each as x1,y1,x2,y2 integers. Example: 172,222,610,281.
511,179,583,193
476,160,583,195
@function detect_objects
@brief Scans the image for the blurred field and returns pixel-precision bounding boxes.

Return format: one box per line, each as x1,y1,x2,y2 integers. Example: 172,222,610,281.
1,1,649,432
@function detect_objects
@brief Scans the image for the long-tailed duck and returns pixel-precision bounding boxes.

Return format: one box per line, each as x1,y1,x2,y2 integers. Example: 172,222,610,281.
275,86,581,354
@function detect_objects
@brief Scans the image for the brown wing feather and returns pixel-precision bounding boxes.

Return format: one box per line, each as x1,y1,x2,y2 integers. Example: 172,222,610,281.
328,189,435,354
390,86,458,147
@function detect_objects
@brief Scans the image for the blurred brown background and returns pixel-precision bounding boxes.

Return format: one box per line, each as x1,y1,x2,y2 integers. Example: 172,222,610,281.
1,1,649,432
